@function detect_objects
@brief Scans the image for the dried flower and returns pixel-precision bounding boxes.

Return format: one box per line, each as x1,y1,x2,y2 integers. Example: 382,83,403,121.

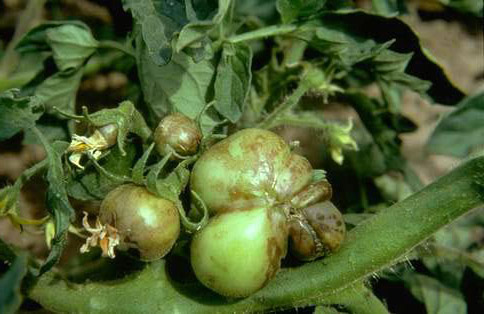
80,211,120,258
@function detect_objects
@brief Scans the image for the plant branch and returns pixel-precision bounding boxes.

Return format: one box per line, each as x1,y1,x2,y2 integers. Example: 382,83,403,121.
227,24,297,44
27,156,484,313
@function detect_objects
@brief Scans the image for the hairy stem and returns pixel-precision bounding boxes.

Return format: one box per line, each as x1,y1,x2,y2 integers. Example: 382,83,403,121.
227,24,297,44
28,157,484,313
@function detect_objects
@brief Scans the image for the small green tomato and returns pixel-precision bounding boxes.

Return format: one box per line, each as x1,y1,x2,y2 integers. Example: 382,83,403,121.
99,184,180,261
190,206,287,297
190,129,313,214
154,113,202,157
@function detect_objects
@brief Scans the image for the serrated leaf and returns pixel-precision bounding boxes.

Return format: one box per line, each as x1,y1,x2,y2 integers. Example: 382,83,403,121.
23,114,70,145
214,43,252,123
34,67,83,114
310,10,464,105
16,21,88,54
276,0,327,24
136,35,215,122
67,144,137,201
0,89,43,141
176,0,232,53
428,92,484,157
404,274,467,314
33,136,75,275
123,0,218,65
46,24,98,71
0,255,28,314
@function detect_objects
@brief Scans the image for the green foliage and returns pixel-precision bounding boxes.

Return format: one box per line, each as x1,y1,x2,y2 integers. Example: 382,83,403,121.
428,92,484,157
405,274,467,314
214,43,252,123
0,0,481,312
0,254,28,314
16,22,98,114
276,0,327,24
0,89,43,141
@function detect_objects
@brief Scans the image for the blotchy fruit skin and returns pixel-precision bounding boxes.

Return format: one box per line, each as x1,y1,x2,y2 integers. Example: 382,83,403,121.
99,184,180,261
191,129,313,214
288,201,346,261
190,206,288,297
154,113,201,157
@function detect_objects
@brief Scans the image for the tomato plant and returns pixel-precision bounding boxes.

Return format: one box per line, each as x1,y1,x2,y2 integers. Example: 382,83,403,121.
0,1,483,313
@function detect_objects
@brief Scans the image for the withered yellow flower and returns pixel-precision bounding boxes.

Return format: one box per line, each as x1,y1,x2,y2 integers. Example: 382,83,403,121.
80,211,120,259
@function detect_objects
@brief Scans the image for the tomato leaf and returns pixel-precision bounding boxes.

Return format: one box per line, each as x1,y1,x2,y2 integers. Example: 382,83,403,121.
67,144,137,201
34,67,83,114
45,24,98,71
0,89,43,141
176,0,232,54
428,92,484,157
0,254,28,314
276,0,327,24
311,10,464,105
214,43,252,123
136,35,215,121
123,0,218,65
16,21,97,115
404,274,467,314
31,134,75,275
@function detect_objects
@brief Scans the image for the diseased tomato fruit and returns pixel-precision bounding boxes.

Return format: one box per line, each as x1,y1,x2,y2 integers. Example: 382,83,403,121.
190,206,287,297
288,201,345,261
190,128,313,214
99,184,180,261
154,113,202,157
97,123,118,147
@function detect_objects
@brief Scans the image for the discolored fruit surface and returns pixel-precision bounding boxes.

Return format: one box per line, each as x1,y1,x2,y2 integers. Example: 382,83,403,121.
154,113,201,157
302,201,346,253
100,184,180,261
290,180,332,209
288,215,321,261
190,206,288,297
190,128,313,214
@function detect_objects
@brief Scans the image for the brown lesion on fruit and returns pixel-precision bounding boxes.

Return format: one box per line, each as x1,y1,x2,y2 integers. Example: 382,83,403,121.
264,208,288,283
290,180,333,209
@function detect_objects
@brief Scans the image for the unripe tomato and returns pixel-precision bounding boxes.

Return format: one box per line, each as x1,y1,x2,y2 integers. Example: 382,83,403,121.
154,113,202,157
99,184,180,261
190,206,288,297
97,123,118,147
190,129,313,214
288,201,345,261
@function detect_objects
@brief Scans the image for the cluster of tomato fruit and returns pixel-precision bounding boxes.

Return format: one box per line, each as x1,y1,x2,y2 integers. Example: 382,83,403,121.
88,113,346,298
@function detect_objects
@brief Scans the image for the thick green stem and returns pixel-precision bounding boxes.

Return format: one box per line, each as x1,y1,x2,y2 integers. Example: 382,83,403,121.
28,157,484,313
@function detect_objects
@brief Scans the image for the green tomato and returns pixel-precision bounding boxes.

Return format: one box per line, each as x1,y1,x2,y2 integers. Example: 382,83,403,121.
190,128,313,214
190,206,287,297
99,184,180,261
